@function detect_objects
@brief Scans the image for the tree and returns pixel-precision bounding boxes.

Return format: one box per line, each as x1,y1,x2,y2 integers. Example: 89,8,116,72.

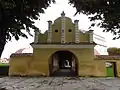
107,47,120,55
69,0,120,39
0,0,55,57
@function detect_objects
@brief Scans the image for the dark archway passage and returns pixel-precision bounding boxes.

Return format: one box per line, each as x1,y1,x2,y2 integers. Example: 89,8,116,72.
49,51,78,76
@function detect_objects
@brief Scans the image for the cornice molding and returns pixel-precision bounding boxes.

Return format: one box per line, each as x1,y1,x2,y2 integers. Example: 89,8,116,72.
31,44,95,49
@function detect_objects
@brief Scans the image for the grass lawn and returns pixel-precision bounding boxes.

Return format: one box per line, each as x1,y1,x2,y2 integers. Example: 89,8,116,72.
0,63,9,67
106,67,114,77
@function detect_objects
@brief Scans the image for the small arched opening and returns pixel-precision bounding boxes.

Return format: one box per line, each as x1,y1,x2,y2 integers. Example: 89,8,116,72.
49,50,78,76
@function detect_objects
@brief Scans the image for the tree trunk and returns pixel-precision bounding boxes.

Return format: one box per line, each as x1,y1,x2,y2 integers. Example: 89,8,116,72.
0,30,6,58
0,34,6,57
0,40,5,58
0,2,6,58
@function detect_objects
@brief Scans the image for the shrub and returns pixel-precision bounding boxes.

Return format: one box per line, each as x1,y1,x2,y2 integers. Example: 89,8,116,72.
107,47,120,55
0,66,9,76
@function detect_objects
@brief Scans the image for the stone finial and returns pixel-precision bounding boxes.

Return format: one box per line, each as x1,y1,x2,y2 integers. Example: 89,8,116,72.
34,29,39,44
61,11,65,17
89,30,94,43
89,29,94,32
74,20,79,23
48,20,52,24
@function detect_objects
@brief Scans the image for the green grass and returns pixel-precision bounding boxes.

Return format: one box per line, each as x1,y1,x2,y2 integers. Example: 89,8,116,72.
106,67,114,77
0,63,9,67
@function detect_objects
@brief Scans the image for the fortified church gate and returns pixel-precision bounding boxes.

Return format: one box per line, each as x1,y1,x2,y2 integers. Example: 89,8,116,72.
9,12,120,77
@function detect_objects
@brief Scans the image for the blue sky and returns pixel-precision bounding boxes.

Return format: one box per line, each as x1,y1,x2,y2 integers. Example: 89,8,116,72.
1,0,120,58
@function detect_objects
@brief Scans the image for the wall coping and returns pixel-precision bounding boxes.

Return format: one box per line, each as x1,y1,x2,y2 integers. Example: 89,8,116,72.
95,55,120,60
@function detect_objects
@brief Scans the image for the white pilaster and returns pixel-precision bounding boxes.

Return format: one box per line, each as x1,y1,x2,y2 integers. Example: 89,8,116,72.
61,11,66,43
74,20,79,43
47,20,52,43
89,30,94,43
34,29,39,44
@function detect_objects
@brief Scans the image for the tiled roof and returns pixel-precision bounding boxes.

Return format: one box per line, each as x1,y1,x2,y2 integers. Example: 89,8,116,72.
10,53,33,57
15,48,26,53
95,55,120,60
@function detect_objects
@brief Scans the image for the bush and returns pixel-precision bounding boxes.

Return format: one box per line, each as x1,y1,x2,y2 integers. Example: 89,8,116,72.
0,66,9,76
107,47,120,55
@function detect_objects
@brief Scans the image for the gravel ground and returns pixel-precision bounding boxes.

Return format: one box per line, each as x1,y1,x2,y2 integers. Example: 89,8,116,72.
0,77,120,90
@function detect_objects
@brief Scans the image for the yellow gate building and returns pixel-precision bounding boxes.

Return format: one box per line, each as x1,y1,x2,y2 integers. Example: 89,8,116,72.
9,12,120,77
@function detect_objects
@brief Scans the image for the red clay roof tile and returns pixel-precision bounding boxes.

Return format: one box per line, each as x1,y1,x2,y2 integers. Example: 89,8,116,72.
10,53,33,57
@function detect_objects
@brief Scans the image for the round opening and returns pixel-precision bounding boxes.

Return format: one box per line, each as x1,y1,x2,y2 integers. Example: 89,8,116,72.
55,29,58,32
68,29,72,32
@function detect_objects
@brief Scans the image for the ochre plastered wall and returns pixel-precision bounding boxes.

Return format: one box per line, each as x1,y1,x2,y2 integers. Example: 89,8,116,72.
38,33,47,43
9,47,107,77
30,48,100,76
9,56,32,76
116,61,120,77
79,32,89,42
10,48,120,77
72,48,106,77
64,18,75,42
51,19,62,43
98,59,120,77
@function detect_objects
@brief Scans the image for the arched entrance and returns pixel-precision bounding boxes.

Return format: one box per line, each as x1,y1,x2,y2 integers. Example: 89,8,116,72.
49,50,78,76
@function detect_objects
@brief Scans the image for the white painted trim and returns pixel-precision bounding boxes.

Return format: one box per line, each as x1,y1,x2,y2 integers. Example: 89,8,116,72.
61,15,66,43
31,44,95,49
89,32,93,43
47,21,52,43
34,30,39,43
74,20,80,43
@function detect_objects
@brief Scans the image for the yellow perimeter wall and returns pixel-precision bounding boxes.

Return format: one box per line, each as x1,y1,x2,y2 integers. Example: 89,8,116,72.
9,48,113,77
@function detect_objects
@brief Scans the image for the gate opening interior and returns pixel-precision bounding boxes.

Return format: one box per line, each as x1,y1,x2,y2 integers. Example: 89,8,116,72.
49,51,78,76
